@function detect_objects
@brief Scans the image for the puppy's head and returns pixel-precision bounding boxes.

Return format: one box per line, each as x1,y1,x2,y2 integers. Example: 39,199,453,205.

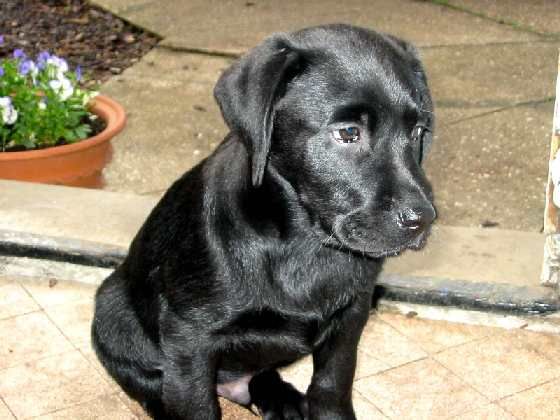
214,24,436,257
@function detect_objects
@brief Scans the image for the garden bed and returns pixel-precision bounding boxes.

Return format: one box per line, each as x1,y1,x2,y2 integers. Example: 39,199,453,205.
0,0,160,84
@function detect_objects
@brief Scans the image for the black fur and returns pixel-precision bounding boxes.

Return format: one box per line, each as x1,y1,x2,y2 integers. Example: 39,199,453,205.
92,24,436,420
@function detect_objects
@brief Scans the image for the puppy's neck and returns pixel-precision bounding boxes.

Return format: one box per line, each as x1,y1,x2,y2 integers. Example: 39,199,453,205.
208,136,311,240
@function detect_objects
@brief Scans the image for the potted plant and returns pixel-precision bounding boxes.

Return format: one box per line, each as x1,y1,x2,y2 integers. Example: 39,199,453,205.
0,36,126,188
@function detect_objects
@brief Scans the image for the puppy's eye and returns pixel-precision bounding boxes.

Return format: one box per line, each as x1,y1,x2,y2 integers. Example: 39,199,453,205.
412,124,429,141
412,123,430,165
333,127,360,144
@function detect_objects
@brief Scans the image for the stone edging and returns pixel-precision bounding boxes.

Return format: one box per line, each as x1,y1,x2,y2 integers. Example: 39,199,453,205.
0,229,126,269
1,228,557,316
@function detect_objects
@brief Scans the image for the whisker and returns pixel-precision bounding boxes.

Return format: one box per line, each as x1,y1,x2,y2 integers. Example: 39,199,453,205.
316,230,335,253
418,107,434,115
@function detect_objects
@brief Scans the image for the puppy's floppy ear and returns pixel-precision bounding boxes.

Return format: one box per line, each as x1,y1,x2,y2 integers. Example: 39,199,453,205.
214,35,300,187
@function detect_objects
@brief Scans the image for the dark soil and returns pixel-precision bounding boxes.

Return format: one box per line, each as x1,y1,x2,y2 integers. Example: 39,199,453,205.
0,0,160,84
88,112,107,136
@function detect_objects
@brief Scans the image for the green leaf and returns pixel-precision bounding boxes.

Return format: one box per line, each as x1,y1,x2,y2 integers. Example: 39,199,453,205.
21,135,37,150
76,124,92,139
64,129,78,142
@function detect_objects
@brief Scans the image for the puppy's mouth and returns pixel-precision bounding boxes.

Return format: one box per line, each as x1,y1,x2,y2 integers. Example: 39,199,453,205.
325,223,432,259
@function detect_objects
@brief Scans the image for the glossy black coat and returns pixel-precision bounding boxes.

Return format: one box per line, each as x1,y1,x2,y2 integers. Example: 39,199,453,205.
92,24,435,420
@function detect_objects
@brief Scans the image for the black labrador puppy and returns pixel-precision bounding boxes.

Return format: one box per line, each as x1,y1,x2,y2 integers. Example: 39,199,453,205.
92,24,436,420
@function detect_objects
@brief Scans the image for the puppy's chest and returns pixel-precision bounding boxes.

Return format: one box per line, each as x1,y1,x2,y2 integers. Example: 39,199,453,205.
222,300,348,361
226,272,365,352
242,249,373,326
217,246,378,361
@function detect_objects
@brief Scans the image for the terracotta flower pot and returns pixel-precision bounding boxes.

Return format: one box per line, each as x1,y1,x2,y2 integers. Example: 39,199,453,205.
0,94,126,188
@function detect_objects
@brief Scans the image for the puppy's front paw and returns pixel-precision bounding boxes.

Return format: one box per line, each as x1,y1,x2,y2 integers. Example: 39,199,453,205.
249,370,308,420
260,404,307,420
258,391,307,420
307,403,356,420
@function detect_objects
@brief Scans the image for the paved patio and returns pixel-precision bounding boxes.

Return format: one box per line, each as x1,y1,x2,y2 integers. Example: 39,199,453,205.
1,274,560,419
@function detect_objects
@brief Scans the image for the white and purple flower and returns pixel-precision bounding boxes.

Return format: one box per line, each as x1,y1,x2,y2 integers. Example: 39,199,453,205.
0,97,18,125
46,55,69,79
81,89,98,106
49,77,74,101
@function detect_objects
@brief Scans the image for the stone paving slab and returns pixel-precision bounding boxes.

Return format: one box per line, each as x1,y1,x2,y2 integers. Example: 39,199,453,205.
447,0,560,37
101,49,231,194
94,0,538,56
0,180,154,248
384,225,543,287
420,41,559,229
426,100,553,231
422,41,559,110
92,0,150,15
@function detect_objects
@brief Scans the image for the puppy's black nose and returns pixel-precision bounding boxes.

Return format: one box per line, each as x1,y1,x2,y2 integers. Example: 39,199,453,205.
397,206,436,232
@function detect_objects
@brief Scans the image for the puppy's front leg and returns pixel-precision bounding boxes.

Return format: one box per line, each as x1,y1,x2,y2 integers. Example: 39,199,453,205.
307,297,371,420
160,344,220,420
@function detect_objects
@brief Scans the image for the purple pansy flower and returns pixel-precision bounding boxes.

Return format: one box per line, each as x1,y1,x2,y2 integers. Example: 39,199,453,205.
0,35,4,45
13,49,26,60
18,59,37,76
0,67,4,78
76,65,82,82
36,51,51,69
